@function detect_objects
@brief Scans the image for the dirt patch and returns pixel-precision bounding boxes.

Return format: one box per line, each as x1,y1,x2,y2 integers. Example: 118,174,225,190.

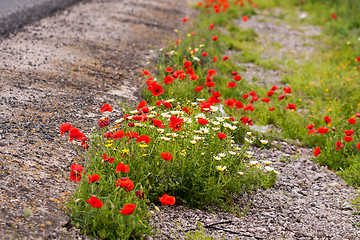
0,0,194,238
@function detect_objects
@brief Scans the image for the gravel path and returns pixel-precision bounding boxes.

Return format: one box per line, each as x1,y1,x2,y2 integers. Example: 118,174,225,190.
0,0,192,238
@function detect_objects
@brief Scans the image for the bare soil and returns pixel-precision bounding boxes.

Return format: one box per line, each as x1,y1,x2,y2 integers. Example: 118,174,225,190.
0,0,193,238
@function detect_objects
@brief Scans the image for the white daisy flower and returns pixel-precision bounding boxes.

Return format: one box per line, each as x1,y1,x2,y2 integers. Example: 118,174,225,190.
229,151,236,156
214,156,221,161
195,113,206,119
216,166,227,171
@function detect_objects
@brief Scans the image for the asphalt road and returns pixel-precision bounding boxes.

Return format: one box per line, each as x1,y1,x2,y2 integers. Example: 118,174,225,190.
0,0,82,36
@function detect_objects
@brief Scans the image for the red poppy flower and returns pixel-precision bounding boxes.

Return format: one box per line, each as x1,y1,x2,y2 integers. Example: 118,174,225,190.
182,17,189,22
169,116,184,132
249,91,257,97
136,100,147,110
271,86,279,91
343,136,353,142
284,87,292,94
142,70,150,76
217,132,227,140
184,61,192,68
100,103,113,113
152,119,165,128
308,129,316,135
103,154,115,163
306,124,314,129
235,100,243,109
317,127,329,135
314,147,321,157
226,82,237,88
99,117,110,128
207,69,217,78
324,116,331,123
209,23,214,30
136,190,145,199
161,102,171,109
243,94,249,99
136,135,151,143
141,107,149,114
357,143,360,149
60,123,71,136
164,76,174,85
69,127,85,142
161,152,172,161
348,118,356,124
335,141,344,151
243,104,255,111
223,56,229,61
267,90,274,96
205,81,215,87
116,178,134,192
202,52,208,57
158,194,176,205
125,131,139,141
212,36,218,41
119,204,136,215
331,13,337,19
156,100,164,106
224,99,236,108
132,115,143,122
261,98,270,103
151,83,165,96
243,16,248,22
286,103,296,110
182,107,191,114
146,80,156,91
86,196,103,208
198,118,208,125
278,94,285,101
165,67,173,72
213,56,217,62
70,164,83,182
345,130,354,136
115,162,130,174
240,116,253,125
269,107,275,111
200,101,213,112
195,86,203,92
88,174,100,184
189,74,199,81
251,96,259,103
